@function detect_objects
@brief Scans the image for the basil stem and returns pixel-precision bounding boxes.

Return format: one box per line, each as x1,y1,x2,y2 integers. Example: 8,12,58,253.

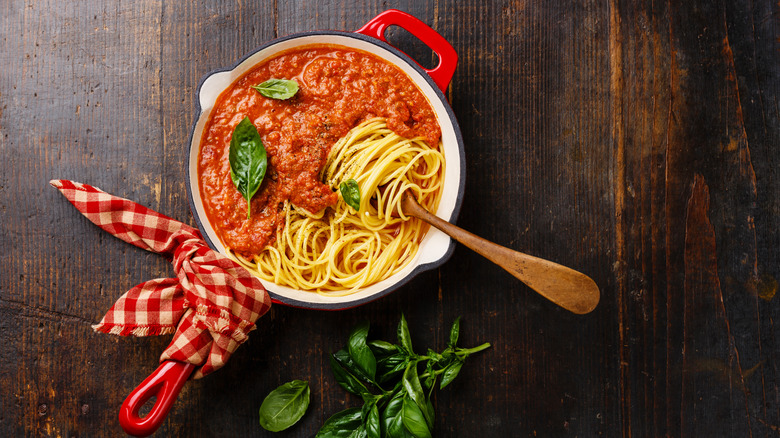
229,117,267,219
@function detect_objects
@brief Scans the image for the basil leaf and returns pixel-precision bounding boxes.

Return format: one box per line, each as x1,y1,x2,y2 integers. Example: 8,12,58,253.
348,320,377,380
402,396,432,438
252,78,299,100
448,316,461,347
377,354,408,384
377,353,407,368
383,396,414,438
229,117,267,219
402,363,433,429
258,380,310,432
316,407,366,438
397,314,414,356
402,363,425,410
339,178,361,211
364,400,381,438
368,340,398,357
361,395,376,418
333,349,374,385
425,398,435,430
330,355,370,396
440,360,464,389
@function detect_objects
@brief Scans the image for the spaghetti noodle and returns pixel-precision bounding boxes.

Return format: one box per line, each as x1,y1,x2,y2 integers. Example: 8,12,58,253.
232,118,445,295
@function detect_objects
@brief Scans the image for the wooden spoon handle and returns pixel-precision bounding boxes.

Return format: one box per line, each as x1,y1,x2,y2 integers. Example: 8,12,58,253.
402,194,599,314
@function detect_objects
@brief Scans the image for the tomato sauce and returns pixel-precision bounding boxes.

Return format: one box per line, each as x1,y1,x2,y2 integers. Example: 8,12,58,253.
198,45,441,258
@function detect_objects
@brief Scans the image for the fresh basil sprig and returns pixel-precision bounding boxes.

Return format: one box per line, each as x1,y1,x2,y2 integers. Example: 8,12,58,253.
258,380,310,432
340,179,361,211
252,78,299,100
316,315,491,438
229,117,267,219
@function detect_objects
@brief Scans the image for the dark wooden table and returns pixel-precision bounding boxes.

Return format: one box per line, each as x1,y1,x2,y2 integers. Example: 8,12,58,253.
2,1,779,436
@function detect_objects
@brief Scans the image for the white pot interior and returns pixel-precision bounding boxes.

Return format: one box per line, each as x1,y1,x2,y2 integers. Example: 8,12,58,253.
188,33,462,307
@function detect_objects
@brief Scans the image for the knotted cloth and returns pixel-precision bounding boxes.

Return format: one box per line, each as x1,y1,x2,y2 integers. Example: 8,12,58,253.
50,180,271,379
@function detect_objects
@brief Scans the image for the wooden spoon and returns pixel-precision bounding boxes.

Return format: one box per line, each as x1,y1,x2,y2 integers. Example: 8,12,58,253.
401,192,600,314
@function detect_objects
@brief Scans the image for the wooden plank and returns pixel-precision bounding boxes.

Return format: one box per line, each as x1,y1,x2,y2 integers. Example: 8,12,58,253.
435,1,618,436
0,0,169,435
612,0,780,436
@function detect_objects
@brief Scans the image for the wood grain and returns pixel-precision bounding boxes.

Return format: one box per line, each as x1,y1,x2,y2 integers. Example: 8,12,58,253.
612,0,780,436
1,0,778,436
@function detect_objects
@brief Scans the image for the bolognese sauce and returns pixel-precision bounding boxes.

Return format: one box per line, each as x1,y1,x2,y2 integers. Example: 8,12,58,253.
198,45,441,258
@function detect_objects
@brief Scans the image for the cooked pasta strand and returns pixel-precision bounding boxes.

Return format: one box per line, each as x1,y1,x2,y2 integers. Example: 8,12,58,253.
231,118,445,295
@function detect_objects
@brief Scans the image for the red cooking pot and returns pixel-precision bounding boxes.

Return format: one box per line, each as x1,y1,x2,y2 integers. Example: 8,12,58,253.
187,9,466,311
119,9,465,436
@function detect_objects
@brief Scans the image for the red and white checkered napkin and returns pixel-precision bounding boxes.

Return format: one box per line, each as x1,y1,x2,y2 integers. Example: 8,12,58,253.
50,180,271,379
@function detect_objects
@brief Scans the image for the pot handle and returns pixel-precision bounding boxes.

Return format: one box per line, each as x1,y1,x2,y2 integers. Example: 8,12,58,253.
356,9,457,92
118,360,197,437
